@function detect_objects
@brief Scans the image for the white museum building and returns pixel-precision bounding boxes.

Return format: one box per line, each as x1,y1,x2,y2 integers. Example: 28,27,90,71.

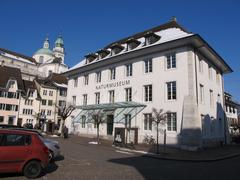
64,18,232,149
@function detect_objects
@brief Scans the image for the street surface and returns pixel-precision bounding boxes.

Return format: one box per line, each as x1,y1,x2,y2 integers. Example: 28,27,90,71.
0,136,239,180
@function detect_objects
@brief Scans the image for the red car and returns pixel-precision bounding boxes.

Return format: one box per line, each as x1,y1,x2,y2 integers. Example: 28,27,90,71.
0,129,49,178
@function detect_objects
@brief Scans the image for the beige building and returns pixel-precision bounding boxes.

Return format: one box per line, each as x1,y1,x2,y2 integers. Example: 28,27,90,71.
0,66,23,125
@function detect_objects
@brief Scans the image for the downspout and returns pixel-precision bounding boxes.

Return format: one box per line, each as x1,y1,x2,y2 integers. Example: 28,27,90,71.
17,91,22,126
194,49,199,105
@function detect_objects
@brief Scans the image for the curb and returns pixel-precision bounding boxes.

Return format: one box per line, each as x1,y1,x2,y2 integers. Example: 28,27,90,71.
114,147,240,162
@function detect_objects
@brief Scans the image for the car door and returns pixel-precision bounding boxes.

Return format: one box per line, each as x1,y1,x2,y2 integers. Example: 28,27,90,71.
0,133,32,173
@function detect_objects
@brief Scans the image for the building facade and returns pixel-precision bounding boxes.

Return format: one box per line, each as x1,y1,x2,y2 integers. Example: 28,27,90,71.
64,19,232,149
224,92,240,134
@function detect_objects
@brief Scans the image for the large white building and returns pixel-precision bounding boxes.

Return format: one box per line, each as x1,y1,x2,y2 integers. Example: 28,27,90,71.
64,19,233,149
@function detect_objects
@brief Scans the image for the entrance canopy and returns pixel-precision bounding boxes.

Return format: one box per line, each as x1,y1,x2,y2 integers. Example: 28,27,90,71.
76,101,146,111
73,101,146,123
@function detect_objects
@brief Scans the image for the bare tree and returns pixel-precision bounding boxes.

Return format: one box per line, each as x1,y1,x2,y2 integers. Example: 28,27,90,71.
89,110,105,144
151,108,168,154
56,103,75,136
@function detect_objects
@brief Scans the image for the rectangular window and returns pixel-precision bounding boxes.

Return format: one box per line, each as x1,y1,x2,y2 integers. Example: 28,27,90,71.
28,90,34,97
110,68,116,80
199,60,203,73
126,64,132,77
41,109,45,115
60,89,67,96
208,65,212,79
144,85,152,102
166,53,176,69
48,100,53,106
74,78,78,87
84,75,89,85
83,94,87,106
216,72,220,85
210,90,213,107
49,91,53,96
95,92,100,104
200,84,204,103
166,81,176,100
42,99,47,106
125,114,131,128
144,59,152,73
72,96,76,106
0,116,4,123
96,72,101,83
109,90,115,103
47,110,51,116
59,100,66,107
144,113,152,130
167,112,177,131
125,88,132,102
82,115,86,128
43,90,47,95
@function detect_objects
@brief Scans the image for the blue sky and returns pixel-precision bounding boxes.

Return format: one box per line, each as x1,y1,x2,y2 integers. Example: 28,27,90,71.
0,0,239,101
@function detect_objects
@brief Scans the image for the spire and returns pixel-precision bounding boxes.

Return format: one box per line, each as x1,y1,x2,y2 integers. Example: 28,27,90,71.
55,33,64,48
43,35,50,49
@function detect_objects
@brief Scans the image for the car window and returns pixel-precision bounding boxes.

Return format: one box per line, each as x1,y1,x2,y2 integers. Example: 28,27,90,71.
4,134,31,146
0,134,4,146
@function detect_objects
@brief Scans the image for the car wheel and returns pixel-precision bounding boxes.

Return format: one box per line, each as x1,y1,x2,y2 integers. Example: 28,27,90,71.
49,150,54,162
23,160,42,179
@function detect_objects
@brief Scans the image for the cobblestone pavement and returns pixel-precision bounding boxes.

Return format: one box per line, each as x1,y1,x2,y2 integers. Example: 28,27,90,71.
1,136,240,180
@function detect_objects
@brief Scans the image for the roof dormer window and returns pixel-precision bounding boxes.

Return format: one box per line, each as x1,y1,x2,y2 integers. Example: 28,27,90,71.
144,31,160,46
110,43,124,55
85,53,97,64
126,38,141,51
96,49,110,60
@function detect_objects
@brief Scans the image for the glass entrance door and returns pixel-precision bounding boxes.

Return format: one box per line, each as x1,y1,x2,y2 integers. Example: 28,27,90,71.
107,115,114,135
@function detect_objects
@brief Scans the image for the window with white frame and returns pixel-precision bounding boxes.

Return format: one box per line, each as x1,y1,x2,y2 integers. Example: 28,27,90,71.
126,64,132,77
144,85,152,102
166,53,176,69
144,59,152,73
84,75,89,85
110,68,116,80
83,94,87,106
166,81,176,100
72,96,76,106
216,72,220,85
48,100,53,106
47,110,51,116
28,90,34,97
200,84,204,103
43,90,47,95
96,72,101,83
49,91,53,96
210,89,214,107
199,59,203,73
74,78,78,87
95,92,100,104
167,112,177,131
125,114,131,128
208,65,212,79
82,115,86,128
125,88,132,102
109,90,115,103
144,113,152,130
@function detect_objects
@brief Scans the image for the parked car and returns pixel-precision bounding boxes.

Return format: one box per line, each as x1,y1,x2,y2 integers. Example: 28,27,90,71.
0,129,49,178
7,128,61,161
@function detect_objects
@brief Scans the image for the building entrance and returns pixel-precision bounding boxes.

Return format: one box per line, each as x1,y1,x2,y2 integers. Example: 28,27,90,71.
107,115,114,135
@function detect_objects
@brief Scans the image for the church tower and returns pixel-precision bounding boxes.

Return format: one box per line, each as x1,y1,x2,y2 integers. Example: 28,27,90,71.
53,34,65,63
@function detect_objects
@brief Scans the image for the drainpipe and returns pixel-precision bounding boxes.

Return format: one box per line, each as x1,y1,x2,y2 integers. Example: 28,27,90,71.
194,48,199,105
221,76,227,145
